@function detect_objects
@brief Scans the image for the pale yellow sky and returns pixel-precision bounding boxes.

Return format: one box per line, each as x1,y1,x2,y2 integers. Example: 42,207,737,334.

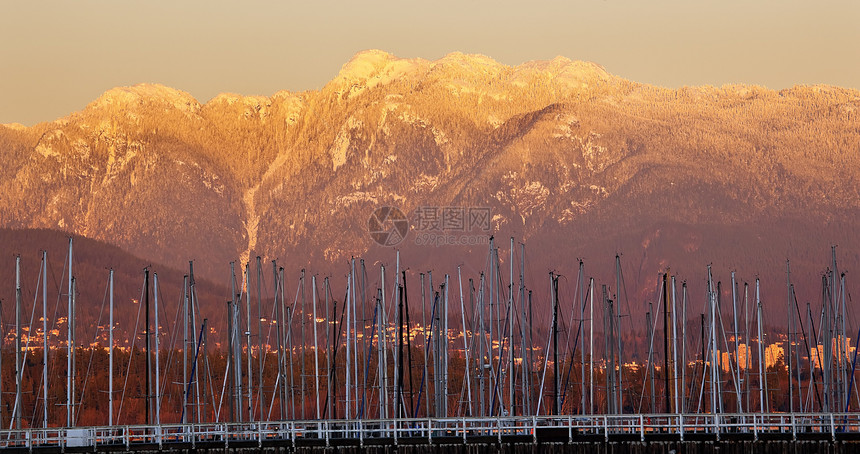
1,1,858,126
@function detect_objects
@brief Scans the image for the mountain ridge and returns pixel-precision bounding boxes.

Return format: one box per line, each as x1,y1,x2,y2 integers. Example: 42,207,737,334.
1,50,858,309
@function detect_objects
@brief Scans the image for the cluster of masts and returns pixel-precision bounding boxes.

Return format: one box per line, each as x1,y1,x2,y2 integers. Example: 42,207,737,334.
0,238,856,430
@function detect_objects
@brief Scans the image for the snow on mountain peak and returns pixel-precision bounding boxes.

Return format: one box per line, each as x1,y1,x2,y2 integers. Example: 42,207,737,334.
208,93,269,106
331,50,427,96
513,57,613,88
436,51,505,74
2,123,27,131
88,83,201,113
331,50,616,96
336,49,402,82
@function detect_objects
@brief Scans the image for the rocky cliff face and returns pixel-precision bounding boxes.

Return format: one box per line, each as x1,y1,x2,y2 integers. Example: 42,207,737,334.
1,50,859,305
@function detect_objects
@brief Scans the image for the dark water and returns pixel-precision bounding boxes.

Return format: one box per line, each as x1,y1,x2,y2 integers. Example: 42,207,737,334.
106,440,859,454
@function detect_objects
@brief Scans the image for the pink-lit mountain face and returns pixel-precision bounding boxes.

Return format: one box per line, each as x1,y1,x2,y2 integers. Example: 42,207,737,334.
1,50,859,308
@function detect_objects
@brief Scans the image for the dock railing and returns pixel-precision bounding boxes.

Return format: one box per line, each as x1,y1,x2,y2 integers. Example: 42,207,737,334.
1,413,859,449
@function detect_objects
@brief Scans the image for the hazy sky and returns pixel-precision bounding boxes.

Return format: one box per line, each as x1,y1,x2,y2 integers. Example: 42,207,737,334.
1,1,858,126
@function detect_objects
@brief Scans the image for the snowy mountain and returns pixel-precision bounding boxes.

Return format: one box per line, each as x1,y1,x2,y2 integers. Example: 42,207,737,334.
1,50,859,306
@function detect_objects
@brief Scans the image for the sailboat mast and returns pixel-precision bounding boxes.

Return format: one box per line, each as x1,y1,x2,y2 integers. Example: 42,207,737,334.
244,263,253,420
731,271,743,413
375,289,384,418
681,282,688,413
182,275,189,423
230,262,242,422
281,268,290,420
457,266,473,416
360,260,369,418
662,272,671,413
744,284,752,412
615,255,624,413
603,285,613,414
787,261,794,413
256,257,264,421
520,243,530,416
708,266,717,414
0,300,3,429
756,278,767,412
671,276,680,414
469,278,477,415
352,262,360,418
352,260,360,417
792,284,803,412
493,249,501,411
72,277,77,425
345,269,352,419
144,268,151,425
825,246,842,411
444,275,450,416
227,298,235,422
646,305,655,413
420,272,428,417
392,254,400,417
840,273,848,410
312,275,321,420
277,265,286,419
15,256,22,430
806,302,817,411
785,260,800,413
43,251,49,429
589,278,594,415
487,239,494,412
379,267,388,419
551,272,559,415
190,262,200,422
478,273,485,416
154,272,161,425
579,260,586,415
508,237,515,413
396,276,404,418
402,271,416,418
322,278,330,419
67,238,73,427
108,268,113,426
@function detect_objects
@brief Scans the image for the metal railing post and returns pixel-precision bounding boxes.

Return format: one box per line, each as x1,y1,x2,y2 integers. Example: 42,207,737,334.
639,414,645,442
325,421,330,447
831,413,836,441
753,414,758,441
569,415,573,443
715,414,720,441
603,415,609,442
791,413,796,441
532,416,537,444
